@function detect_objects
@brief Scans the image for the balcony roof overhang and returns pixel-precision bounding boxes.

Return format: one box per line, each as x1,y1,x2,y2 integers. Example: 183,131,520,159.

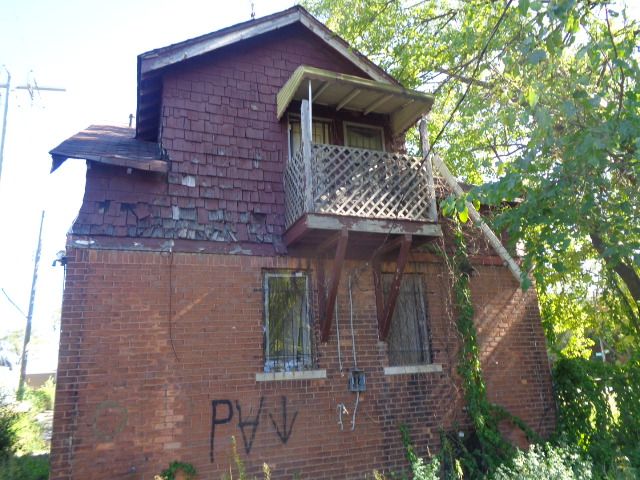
277,66,435,136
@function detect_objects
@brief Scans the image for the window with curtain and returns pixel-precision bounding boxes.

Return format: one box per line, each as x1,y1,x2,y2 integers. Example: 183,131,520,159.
289,118,332,157
263,271,312,372
344,123,384,151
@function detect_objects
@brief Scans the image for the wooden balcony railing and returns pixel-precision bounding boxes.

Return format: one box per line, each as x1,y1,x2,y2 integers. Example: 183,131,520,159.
284,143,437,229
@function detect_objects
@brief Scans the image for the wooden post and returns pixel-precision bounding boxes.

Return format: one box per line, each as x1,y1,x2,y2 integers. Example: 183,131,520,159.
301,99,314,213
419,117,438,222
430,153,524,284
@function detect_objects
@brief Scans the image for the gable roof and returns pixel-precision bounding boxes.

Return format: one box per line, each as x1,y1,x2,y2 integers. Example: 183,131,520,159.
136,5,399,141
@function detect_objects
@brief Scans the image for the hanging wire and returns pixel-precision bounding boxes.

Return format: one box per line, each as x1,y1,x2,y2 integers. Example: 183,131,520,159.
348,274,357,368
335,297,343,373
351,391,360,431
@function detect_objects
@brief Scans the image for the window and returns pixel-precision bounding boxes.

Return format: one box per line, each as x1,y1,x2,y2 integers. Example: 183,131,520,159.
263,271,312,372
288,117,332,157
344,122,384,151
384,274,431,366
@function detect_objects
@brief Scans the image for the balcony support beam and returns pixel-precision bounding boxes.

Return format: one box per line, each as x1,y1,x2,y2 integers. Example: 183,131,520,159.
373,234,412,340
317,228,349,342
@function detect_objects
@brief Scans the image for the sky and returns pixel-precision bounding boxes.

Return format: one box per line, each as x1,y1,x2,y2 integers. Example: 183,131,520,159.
0,1,638,388
0,0,297,388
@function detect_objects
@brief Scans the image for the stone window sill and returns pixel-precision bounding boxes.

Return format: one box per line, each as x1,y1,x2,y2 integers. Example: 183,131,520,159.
255,369,327,382
384,364,443,375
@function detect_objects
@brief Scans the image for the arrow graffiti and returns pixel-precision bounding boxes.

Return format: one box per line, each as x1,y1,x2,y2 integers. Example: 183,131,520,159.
268,395,298,444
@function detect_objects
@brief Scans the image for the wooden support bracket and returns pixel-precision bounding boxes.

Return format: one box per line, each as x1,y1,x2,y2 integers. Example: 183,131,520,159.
373,234,412,340
317,228,349,342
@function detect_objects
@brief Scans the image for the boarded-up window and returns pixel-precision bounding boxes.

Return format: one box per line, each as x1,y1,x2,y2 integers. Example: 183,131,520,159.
344,123,384,151
263,272,312,372
384,274,431,366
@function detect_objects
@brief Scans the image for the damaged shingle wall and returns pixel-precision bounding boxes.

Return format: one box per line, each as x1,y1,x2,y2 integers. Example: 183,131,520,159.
72,24,373,251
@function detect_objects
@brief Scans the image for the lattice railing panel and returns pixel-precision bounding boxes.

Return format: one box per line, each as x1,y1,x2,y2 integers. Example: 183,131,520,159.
284,149,305,228
312,144,432,222
284,144,434,229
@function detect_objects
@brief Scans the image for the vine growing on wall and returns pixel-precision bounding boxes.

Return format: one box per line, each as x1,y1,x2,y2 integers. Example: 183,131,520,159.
439,220,539,477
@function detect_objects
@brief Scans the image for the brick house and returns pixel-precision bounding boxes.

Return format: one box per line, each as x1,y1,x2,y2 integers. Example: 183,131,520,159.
49,7,555,479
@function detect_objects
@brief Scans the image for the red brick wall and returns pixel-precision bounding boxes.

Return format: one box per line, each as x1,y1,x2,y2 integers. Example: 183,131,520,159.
50,248,555,480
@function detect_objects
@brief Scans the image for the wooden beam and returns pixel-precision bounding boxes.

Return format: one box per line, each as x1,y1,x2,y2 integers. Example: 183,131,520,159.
375,234,412,340
319,228,349,342
315,230,344,256
373,235,411,258
364,94,393,115
305,214,442,237
312,81,330,101
431,152,524,284
336,89,361,111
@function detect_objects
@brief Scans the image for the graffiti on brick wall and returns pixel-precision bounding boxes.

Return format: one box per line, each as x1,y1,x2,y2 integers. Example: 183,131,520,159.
92,400,128,441
269,395,297,444
210,396,297,461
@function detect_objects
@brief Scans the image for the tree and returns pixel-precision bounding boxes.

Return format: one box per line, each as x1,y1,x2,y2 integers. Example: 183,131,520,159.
305,0,640,355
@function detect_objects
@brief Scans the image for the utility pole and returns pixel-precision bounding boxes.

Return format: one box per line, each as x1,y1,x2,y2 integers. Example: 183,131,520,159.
0,68,65,189
0,68,10,185
17,211,45,400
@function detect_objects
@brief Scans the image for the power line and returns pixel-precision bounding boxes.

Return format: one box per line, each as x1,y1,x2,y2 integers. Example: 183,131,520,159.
0,68,66,189
1,287,27,319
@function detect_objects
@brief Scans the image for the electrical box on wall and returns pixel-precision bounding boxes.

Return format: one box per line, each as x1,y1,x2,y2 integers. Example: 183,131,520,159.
348,369,366,392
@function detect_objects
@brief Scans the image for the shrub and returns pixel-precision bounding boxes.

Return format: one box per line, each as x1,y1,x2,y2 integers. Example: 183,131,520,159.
554,356,640,475
0,454,49,480
491,443,592,480
0,397,18,461
23,378,55,412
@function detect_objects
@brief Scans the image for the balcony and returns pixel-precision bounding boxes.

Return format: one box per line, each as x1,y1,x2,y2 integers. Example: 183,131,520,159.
277,64,442,256
283,143,441,252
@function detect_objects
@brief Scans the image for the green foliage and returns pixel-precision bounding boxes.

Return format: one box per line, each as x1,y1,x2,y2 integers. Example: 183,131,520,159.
0,397,18,461
157,460,197,480
448,223,515,474
305,0,640,374
491,444,592,480
13,412,47,455
12,380,56,455
23,378,55,412
554,356,640,477
400,425,441,480
0,454,49,480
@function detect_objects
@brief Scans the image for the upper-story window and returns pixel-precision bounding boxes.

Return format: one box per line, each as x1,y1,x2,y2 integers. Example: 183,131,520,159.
344,122,385,151
289,116,332,158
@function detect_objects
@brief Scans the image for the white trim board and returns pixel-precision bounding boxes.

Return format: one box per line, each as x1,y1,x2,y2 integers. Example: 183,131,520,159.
256,369,327,382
